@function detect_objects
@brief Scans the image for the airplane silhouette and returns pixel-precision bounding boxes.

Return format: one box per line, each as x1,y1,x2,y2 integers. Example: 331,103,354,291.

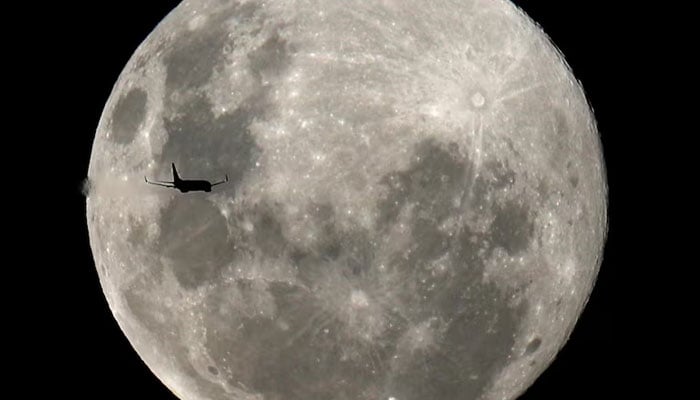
145,163,228,193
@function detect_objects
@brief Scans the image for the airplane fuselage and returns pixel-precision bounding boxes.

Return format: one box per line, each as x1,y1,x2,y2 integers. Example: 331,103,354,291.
175,180,212,193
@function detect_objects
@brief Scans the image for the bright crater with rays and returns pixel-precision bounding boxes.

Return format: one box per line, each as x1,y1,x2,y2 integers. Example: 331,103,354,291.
86,1,607,399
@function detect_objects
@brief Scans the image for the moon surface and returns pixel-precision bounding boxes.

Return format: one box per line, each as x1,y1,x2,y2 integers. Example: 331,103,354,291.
86,1,607,399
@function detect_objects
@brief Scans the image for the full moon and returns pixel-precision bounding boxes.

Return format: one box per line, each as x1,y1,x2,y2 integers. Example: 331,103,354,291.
86,1,607,399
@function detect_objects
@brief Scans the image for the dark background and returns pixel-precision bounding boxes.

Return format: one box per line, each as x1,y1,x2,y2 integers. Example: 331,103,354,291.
34,1,652,399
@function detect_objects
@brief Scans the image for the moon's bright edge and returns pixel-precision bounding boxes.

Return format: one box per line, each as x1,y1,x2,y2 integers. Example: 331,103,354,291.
86,1,607,400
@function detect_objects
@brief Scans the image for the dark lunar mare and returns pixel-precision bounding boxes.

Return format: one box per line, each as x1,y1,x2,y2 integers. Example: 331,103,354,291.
157,0,293,186
151,0,295,289
162,1,260,95
110,88,148,145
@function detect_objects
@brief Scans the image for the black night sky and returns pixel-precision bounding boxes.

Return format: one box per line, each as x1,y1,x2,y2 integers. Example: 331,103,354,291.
29,1,660,399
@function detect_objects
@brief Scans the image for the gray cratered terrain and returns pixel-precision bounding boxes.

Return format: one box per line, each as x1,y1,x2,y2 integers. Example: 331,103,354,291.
86,1,607,399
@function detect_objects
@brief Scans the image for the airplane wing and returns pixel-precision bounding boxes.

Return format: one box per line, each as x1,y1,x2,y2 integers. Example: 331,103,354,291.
211,174,229,187
145,177,175,187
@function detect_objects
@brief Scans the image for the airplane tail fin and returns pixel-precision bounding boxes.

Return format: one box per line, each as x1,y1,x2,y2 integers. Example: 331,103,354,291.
172,163,181,182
